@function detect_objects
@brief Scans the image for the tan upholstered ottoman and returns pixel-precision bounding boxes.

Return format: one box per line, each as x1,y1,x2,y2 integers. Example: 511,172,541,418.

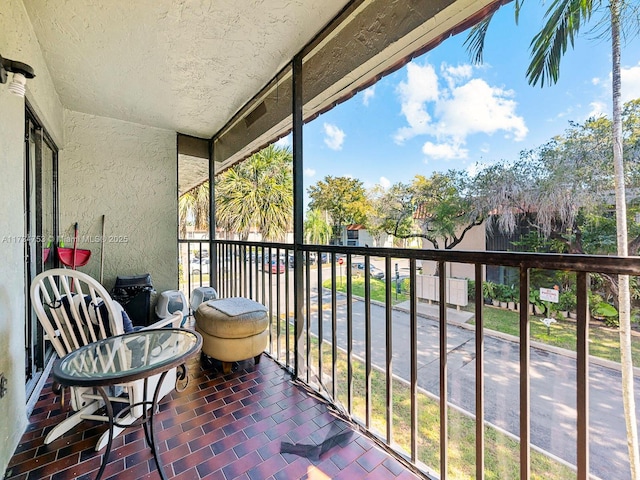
194,297,268,374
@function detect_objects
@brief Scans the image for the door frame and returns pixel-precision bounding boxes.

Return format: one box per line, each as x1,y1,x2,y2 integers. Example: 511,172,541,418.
24,101,59,400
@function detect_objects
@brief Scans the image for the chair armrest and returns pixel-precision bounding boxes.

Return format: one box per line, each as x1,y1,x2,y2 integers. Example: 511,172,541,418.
144,311,183,330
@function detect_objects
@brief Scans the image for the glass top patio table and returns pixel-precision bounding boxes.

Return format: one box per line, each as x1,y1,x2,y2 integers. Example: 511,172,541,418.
52,328,202,480
53,328,202,387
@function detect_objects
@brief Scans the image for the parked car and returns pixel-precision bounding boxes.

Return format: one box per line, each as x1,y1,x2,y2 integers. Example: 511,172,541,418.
191,257,210,274
351,262,384,279
287,252,317,267
269,260,285,273
263,257,285,273
193,249,208,259
320,252,345,264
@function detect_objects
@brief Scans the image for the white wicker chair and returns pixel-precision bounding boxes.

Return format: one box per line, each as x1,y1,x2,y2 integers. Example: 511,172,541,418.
30,268,182,451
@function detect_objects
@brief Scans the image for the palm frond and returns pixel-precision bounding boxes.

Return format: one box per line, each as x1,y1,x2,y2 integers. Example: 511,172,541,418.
619,0,640,42
514,0,525,24
527,0,594,87
214,144,293,240
463,15,494,64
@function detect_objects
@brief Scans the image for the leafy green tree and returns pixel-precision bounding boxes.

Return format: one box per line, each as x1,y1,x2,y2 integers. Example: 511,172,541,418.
487,121,608,247
304,209,332,244
307,176,369,242
366,184,401,247
377,170,487,249
215,145,293,241
485,107,640,254
371,182,415,241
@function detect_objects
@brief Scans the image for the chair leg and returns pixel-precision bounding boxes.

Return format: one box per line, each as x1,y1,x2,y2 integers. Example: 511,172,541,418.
254,353,262,365
44,401,101,444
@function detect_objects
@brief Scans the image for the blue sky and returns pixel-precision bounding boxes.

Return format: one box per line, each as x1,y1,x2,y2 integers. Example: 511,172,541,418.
275,4,640,201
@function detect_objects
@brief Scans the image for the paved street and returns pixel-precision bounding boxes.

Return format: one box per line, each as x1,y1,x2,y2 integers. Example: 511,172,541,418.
306,289,640,480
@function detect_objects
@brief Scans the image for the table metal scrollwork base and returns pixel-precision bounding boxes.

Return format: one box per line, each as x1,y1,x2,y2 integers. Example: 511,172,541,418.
95,364,189,480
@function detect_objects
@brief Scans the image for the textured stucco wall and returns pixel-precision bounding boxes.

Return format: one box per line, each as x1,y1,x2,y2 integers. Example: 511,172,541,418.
61,111,178,295
421,223,487,279
0,1,64,476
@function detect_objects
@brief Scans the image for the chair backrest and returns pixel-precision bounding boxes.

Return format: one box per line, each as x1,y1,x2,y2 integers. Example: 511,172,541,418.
30,268,125,358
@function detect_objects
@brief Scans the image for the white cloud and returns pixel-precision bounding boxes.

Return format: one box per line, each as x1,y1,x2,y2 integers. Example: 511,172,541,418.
622,63,640,103
274,135,291,148
394,60,528,161
323,123,346,150
589,63,640,114
379,176,391,189
442,64,472,89
443,64,473,79
304,167,316,177
394,62,439,143
362,86,375,106
422,141,468,161
434,78,528,142
588,101,606,118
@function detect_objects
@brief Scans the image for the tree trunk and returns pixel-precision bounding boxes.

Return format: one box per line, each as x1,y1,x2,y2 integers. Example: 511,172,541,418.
611,3,640,477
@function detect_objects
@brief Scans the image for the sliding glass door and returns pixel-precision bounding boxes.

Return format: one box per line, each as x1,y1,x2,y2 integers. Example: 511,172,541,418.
24,105,58,398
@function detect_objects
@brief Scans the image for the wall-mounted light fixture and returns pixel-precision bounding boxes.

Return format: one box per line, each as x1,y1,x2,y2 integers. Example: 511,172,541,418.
0,54,35,98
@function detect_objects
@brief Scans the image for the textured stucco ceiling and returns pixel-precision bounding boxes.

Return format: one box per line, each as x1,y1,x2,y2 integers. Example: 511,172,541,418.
22,0,350,138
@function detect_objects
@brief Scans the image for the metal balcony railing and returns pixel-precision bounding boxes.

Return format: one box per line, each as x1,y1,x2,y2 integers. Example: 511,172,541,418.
178,238,640,480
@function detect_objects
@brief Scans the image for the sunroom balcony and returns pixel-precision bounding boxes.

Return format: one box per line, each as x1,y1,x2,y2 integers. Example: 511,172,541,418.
3,1,639,479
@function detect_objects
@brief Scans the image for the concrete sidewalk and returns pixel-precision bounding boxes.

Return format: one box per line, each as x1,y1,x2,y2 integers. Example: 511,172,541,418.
394,299,474,324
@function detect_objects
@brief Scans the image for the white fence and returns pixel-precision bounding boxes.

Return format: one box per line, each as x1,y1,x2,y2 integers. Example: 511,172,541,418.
415,275,468,307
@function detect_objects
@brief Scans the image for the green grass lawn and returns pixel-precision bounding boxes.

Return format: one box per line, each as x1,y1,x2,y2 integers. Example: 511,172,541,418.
475,305,640,367
324,275,409,304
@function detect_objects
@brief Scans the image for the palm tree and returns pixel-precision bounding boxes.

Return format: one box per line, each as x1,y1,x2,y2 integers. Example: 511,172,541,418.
466,2,640,477
304,209,332,244
215,145,293,241
178,180,209,238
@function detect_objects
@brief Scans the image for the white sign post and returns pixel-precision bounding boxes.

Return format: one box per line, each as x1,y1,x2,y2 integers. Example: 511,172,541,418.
539,287,559,336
